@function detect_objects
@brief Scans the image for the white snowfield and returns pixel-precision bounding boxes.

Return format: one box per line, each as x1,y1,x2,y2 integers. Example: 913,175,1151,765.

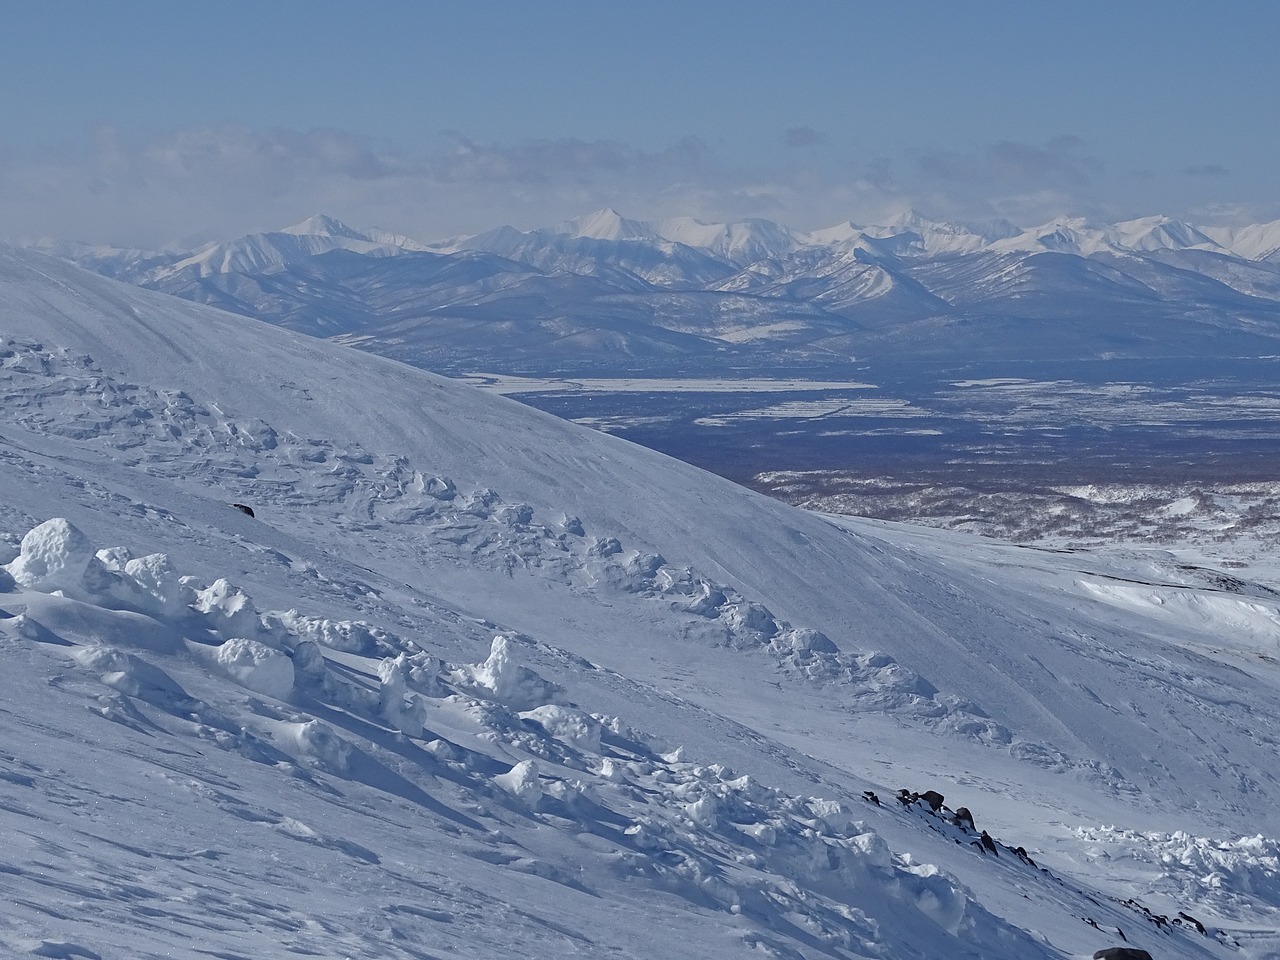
2,245,1280,959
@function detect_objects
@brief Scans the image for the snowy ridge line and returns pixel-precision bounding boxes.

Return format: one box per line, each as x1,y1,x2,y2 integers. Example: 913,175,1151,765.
0,333,999,735
0,331,1159,792
1,516,1050,959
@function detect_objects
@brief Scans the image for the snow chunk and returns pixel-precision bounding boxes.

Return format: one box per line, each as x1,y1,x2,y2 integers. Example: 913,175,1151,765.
722,600,778,640
494,759,542,805
287,719,354,775
588,536,622,558
806,798,855,834
194,579,267,641
121,553,190,617
214,637,295,698
377,654,426,737
466,635,564,709
278,610,397,655
422,475,456,500
902,861,968,934
5,518,98,593
291,639,328,687
774,627,838,654
686,795,719,828
520,704,603,753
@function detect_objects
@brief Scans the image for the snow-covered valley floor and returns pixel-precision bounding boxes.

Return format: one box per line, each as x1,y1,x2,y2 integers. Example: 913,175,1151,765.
3,246,1280,960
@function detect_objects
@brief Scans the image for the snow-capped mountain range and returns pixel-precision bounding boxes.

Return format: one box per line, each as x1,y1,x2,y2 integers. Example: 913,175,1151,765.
40,209,1280,374
6,243,1280,959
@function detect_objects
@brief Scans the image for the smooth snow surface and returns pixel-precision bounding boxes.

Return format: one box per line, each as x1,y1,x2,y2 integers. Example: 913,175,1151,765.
3,245,1280,959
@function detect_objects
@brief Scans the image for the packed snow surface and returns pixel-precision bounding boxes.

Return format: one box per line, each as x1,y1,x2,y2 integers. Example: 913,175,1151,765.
3,245,1280,958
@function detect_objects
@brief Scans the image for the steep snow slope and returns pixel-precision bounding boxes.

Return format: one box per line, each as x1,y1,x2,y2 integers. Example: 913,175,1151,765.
3,246,1280,959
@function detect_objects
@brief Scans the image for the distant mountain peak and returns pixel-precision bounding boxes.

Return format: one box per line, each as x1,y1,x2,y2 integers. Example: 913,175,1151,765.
556,208,653,241
279,214,368,240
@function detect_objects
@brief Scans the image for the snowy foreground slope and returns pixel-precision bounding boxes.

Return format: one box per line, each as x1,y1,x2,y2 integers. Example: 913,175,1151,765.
3,246,1280,959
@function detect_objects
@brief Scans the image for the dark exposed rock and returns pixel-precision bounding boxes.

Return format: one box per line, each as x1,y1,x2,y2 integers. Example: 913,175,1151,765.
1177,911,1205,935
231,502,255,518
1093,949,1154,960
979,830,998,856
919,789,945,812
862,790,880,806
953,806,974,830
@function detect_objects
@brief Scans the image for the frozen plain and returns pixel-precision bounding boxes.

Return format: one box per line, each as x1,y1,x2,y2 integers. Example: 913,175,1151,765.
2,247,1280,959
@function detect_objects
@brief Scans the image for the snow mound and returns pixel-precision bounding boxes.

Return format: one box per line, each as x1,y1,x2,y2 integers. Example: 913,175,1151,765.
494,758,543,805
520,704,603,752
213,637,295,698
5,518,101,594
462,635,565,709
73,644,194,709
194,580,271,643
286,719,356,775
278,611,401,656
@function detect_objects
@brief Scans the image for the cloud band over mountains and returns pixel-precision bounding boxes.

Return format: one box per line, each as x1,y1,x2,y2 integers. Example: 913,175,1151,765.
2,123,1270,248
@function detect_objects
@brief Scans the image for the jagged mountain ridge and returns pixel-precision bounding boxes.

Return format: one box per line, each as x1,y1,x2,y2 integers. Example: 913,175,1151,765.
41,209,1280,373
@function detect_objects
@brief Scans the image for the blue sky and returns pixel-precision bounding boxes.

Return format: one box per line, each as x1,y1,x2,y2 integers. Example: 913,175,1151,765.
3,0,1276,245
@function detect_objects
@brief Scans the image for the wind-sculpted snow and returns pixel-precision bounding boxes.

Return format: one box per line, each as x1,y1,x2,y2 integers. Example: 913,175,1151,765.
2,517,1056,960
1,335,1023,749
5,247,1280,957
1076,826,1280,920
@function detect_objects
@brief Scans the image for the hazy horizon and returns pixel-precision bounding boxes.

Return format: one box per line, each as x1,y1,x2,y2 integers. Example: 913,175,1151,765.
4,0,1277,247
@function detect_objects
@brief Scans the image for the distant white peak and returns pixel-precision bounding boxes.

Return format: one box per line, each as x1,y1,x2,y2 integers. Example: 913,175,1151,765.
278,214,370,241
556,208,654,241
801,221,867,246
364,227,432,252
652,216,728,248
989,217,1113,256
1109,216,1222,252
856,213,995,256
1200,219,1280,261
652,216,799,261
966,217,1023,242
423,226,528,254
420,233,472,254
879,209,941,233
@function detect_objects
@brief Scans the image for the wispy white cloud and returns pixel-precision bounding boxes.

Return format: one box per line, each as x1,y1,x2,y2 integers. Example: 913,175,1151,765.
0,124,1269,247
